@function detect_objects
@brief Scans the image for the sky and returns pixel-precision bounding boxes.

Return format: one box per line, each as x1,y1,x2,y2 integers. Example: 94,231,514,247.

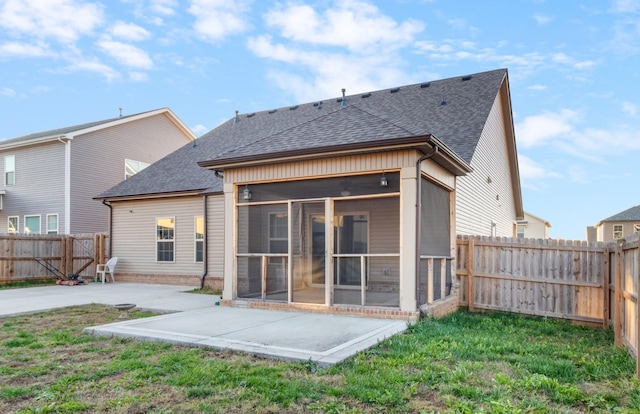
1,0,639,241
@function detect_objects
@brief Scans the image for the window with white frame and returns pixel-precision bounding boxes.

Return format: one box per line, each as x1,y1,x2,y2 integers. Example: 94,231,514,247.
613,224,623,239
125,159,150,179
516,224,526,239
635,224,640,233
5,155,15,186
46,214,58,235
195,216,204,263
156,217,175,262
269,212,288,263
24,215,40,234
8,216,18,234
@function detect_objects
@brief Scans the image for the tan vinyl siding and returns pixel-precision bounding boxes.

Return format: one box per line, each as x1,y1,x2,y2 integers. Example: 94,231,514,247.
0,141,65,234
111,196,204,275
227,150,418,184
597,222,640,242
455,92,518,236
206,195,225,279
421,158,455,189
70,113,192,234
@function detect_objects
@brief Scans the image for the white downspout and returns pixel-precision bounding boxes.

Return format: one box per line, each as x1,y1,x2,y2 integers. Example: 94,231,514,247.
57,136,72,234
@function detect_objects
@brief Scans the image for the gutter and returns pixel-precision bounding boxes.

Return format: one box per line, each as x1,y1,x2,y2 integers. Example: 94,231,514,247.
415,144,439,309
101,200,112,257
199,194,208,289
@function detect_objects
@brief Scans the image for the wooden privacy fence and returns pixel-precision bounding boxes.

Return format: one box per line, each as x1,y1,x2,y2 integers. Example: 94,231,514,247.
456,233,640,376
0,233,109,283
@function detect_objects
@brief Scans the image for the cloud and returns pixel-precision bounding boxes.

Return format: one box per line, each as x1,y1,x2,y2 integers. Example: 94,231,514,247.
109,21,151,41
191,124,209,137
611,0,640,12
188,0,251,42
97,38,154,69
622,101,638,117
515,109,579,148
0,0,103,44
263,0,423,53
1,87,16,97
68,59,119,81
0,41,51,58
150,0,178,15
528,84,547,91
517,154,560,191
533,13,552,24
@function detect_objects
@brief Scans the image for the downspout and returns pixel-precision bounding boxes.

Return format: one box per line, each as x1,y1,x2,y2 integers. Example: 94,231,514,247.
199,194,208,289
57,136,72,234
415,144,439,309
101,200,112,257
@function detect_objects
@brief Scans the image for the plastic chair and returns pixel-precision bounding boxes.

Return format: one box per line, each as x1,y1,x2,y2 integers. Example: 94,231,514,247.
96,257,118,284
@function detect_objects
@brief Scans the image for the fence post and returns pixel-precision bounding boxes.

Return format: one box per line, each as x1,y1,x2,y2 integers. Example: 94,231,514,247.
603,246,610,330
468,238,475,312
614,242,623,347
65,236,74,276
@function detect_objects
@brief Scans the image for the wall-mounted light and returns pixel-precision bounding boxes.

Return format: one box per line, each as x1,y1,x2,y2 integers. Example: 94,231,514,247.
242,185,252,200
380,172,388,187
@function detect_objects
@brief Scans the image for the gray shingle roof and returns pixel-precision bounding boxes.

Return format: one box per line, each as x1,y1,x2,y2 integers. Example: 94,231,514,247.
601,205,640,222
97,68,508,199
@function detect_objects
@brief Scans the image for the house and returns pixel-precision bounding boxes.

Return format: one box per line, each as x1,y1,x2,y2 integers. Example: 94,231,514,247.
516,211,551,239
96,68,523,319
0,108,195,235
587,205,640,242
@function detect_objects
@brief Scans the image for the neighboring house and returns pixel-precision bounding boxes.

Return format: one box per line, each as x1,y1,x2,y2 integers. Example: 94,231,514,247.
0,108,195,235
96,68,523,319
587,205,640,242
516,211,551,239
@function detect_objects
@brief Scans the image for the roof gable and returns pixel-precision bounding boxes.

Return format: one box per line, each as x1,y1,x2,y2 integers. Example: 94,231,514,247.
601,205,640,223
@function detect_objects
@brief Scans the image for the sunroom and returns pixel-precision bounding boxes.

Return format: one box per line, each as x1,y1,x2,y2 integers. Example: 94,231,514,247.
201,136,470,319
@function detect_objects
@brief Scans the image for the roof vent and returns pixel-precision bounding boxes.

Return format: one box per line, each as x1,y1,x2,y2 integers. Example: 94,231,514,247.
289,105,298,110
461,75,472,81
233,110,240,124
420,82,430,88
268,109,277,114
390,87,400,93
361,93,371,98
341,88,347,106
440,95,447,106
314,101,323,109
118,107,123,118
247,113,255,118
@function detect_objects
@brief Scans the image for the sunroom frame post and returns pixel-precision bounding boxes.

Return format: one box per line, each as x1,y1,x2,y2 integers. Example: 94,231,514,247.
399,166,418,312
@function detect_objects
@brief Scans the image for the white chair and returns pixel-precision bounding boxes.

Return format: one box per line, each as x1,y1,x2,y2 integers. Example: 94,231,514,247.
96,257,118,284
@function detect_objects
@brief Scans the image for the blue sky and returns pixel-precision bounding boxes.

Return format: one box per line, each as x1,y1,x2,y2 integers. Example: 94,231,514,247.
1,0,639,240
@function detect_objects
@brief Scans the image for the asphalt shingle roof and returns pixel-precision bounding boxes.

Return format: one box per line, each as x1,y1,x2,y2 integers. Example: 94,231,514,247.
601,205,640,222
97,68,508,199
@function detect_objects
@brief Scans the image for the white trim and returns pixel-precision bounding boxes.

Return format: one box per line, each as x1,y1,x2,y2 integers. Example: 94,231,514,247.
61,138,71,234
156,216,176,263
4,154,15,186
194,216,204,263
24,215,41,235
46,213,59,235
8,216,18,234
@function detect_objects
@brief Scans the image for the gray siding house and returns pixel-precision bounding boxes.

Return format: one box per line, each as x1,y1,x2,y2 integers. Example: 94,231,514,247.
0,108,195,235
587,205,640,242
97,68,523,319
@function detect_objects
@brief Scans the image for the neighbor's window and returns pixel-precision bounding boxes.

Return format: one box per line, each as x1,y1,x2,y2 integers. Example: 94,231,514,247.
635,224,640,233
613,224,623,239
5,155,15,185
195,216,204,263
46,214,58,235
125,159,150,179
156,217,175,262
24,215,40,234
516,224,525,239
8,216,18,234
269,212,288,263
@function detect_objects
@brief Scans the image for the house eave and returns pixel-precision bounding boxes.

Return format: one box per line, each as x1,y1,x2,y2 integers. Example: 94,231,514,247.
95,189,209,202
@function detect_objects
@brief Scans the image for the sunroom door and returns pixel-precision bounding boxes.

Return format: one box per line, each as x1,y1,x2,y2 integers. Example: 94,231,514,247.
290,201,326,304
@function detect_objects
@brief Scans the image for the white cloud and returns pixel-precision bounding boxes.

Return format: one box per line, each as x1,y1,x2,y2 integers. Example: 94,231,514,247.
516,110,579,148
150,0,178,15
1,87,16,97
188,0,251,42
128,71,148,82
263,0,423,53
612,0,640,12
528,84,547,91
191,124,209,137
623,101,638,117
533,13,552,24
97,38,154,69
0,0,103,44
69,59,119,81
517,154,560,191
0,41,51,58
109,21,151,41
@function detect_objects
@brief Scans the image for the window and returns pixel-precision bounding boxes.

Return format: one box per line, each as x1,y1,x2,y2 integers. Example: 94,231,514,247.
635,224,640,233
125,159,150,179
46,214,58,235
195,216,204,263
613,224,623,239
269,212,288,262
516,224,525,239
5,155,15,185
156,217,175,262
8,216,18,234
24,215,40,234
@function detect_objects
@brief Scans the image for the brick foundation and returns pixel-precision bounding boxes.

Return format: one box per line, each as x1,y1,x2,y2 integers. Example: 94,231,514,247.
113,273,223,291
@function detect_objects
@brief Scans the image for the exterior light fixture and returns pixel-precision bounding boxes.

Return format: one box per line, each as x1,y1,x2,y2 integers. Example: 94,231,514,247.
380,173,388,187
242,185,252,200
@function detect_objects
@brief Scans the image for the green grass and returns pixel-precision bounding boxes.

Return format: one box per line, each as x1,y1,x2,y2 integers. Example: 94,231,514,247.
0,306,638,413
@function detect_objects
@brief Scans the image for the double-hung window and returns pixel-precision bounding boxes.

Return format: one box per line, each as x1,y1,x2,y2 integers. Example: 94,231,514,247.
47,214,58,235
613,224,623,239
8,216,18,234
24,215,40,234
156,217,175,262
5,155,15,185
195,216,204,263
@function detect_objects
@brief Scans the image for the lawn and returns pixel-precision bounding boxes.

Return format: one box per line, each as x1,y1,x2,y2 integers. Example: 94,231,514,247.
0,305,638,413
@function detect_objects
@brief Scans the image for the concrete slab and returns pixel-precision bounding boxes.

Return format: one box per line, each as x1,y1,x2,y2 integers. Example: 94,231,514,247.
0,283,409,366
